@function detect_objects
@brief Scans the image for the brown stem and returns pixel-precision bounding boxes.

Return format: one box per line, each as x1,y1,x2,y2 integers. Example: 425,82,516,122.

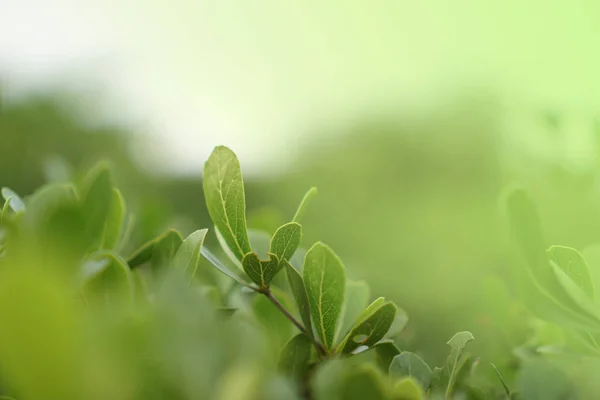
264,289,327,357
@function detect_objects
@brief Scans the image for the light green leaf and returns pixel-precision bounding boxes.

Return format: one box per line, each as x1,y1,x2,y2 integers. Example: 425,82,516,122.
340,365,388,400
445,331,475,397
278,333,313,380
548,245,594,300
337,280,370,343
242,252,280,288
82,251,134,304
392,377,426,400
99,188,125,250
80,164,113,250
171,229,208,277
284,259,313,339
292,187,318,223
0,197,11,224
1,187,25,213
374,340,401,371
387,308,409,337
338,298,397,354
151,229,183,272
303,242,346,351
200,246,253,287
270,222,302,266
389,352,432,389
203,146,251,261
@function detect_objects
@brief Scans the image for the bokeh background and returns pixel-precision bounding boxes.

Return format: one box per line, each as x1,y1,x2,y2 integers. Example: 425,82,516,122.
2,0,600,365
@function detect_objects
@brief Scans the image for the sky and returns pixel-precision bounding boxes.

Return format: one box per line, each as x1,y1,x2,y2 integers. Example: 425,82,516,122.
1,0,599,174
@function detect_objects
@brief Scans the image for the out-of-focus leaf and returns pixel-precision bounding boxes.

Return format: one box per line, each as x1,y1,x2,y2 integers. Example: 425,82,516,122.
127,237,156,268
80,164,113,250
303,242,346,352
389,352,432,389
278,333,313,380
445,331,475,397
248,229,272,259
292,187,318,223
312,358,347,400
338,298,397,354
203,146,251,262
374,340,401,370
337,280,370,343
99,188,125,250
150,229,183,272
547,245,594,300
1,187,25,213
82,251,134,305
253,294,292,351
200,246,253,288
516,360,570,400
171,229,208,278
242,252,280,289
392,377,425,400
340,365,387,400
270,222,302,267
284,260,313,339
387,309,409,338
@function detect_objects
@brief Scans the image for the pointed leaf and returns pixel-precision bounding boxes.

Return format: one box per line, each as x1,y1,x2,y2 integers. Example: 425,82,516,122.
393,377,426,400
292,187,318,223
445,331,475,397
270,222,302,266
127,238,157,268
151,229,183,272
284,259,313,339
390,352,432,389
99,188,125,250
203,146,251,261
1,188,25,213
547,245,594,300
171,229,209,277
337,280,370,342
242,252,279,288
278,333,313,380
338,298,397,354
200,246,253,287
303,242,346,351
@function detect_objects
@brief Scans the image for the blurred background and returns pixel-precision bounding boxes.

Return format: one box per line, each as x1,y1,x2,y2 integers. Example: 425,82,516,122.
2,0,600,365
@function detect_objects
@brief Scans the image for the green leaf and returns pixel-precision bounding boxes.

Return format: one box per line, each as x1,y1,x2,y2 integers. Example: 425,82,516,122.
99,188,125,250
516,360,571,400
338,298,397,354
82,251,134,304
340,365,388,400
292,187,318,223
374,340,401,371
392,377,426,400
127,238,157,268
547,245,594,300
387,309,409,337
242,252,280,288
303,242,346,351
151,229,183,272
278,333,313,380
0,196,11,224
445,331,475,397
284,259,313,339
389,352,432,389
337,280,370,342
80,164,113,250
270,222,302,266
200,246,253,287
171,229,208,277
249,229,272,259
490,362,511,398
1,187,25,213
203,146,251,261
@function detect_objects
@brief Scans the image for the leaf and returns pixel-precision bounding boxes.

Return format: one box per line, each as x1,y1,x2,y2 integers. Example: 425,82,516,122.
293,187,318,223
303,242,346,351
249,229,272,259
387,309,409,337
374,340,401,370
337,280,370,343
445,331,475,397
340,365,388,400
490,362,511,398
338,298,397,354
203,146,251,262
127,238,157,268
151,229,183,272
393,377,426,400
242,252,280,288
389,352,432,389
82,251,134,304
270,222,302,266
1,187,25,213
284,259,313,339
80,164,113,250
200,246,253,287
516,360,570,400
99,188,125,250
278,333,313,380
547,245,594,300
0,197,11,224
171,229,208,277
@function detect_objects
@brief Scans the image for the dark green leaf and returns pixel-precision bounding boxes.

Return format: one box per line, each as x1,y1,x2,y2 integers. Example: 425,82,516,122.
270,222,302,265
150,229,183,272
242,252,280,288
339,298,397,354
303,242,346,351
548,245,594,300
491,362,511,398
374,340,401,370
1,187,25,213
171,229,208,277
203,146,251,261
99,188,125,250
292,187,318,223
127,238,157,268
278,333,313,380
284,259,313,340
392,377,426,400
389,352,432,389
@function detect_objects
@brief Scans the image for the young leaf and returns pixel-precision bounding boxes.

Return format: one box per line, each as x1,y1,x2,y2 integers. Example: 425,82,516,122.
374,340,401,371
151,229,183,272
389,352,432,389
270,222,302,265
203,146,251,261
99,188,125,250
392,377,426,400
445,331,475,397
284,259,313,339
303,242,346,351
337,280,370,342
171,229,208,277
242,252,280,288
292,187,318,223
338,298,397,354
547,245,594,300
80,164,113,250
1,187,25,213
278,333,313,380
82,251,134,304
